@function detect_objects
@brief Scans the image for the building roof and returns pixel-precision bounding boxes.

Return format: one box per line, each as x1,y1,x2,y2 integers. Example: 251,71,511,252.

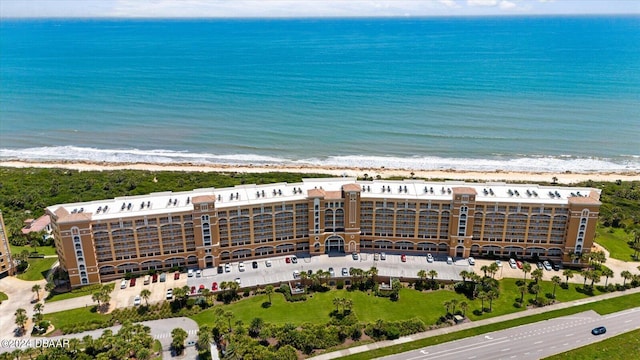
21,215,51,234
46,178,601,222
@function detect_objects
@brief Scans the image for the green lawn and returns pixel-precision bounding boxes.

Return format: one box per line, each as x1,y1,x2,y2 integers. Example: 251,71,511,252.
192,278,605,327
596,227,636,261
43,306,107,329
0,291,8,303
46,283,112,303
543,329,640,360
339,292,640,360
16,257,58,281
10,244,58,256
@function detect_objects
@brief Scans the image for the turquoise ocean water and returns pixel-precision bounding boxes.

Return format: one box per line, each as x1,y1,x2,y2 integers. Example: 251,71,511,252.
1,17,639,172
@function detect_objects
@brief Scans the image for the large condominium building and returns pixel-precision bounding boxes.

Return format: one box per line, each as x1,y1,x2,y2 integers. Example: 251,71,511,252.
46,178,601,288
0,210,15,279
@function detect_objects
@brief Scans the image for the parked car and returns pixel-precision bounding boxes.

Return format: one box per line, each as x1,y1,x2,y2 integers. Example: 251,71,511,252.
252,261,258,269
166,288,173,300
468,257,476,265
591,326,606,335
190,286,196,294
196,269,202,277
198,285,205,293
293,270,300,278
285,257,291,264
152,273,158,283
143,275,150,285
374,253,380,261
234,278,241,285
401,254,407,262
342,267,348,276
133,295,141,306
217,265,224,274
265,260,272,267
509,258,517,269
328,267,335,277
447,256,453,265
159,273,166,282
211,282,218,291
553,262,561,271
536,262,544,270
427,253,434,263
224,263,231,272
495,260,503,267
238,262,245,272
188,269,194,277
130,278,136,287
291,256,298,264
352,252,359,260
174,272,180,280
516,260,523,269
543,261,552,271
380,252,386,260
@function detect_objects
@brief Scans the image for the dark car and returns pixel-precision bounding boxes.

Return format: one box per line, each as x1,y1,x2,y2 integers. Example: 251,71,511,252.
130,278,136,287
190,286,196,294
291,256,298,264
217,265,224,274
591,326,606,335
252,261,258,269
212,282,218,291
174,272,180,280
152,273,158,283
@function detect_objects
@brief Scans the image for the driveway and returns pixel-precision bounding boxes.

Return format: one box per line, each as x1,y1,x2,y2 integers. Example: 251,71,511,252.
0,276,47,340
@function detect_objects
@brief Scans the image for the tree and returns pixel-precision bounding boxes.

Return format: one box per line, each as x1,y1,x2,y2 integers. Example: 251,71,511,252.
563,269,574,285
343,298,353,313
417,269,427,282
171,327,188,355
531,269,544,284
531,284,541,304
450,299,458,314
551,276,562,299
92,291,103,308
522,262,532,282
443,300,451,315
486,290,499,312
45,281,55,293
33,302,44,324
459,270,469,284
551,176,558,184
518,284,527,304
223,311,234,332
140,289,151,307
621,270,633,286
14,308,28,332
477,291,488,313
427,269,438,281
248,318,263,338
265,285,274,305
480,265,489,277
333,297,342,312
460,301,468,316
31,284,42,302
488,262,499,278
197,325,212,349
601,267,614,287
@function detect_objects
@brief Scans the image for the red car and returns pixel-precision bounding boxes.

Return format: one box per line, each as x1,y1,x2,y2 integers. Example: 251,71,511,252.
285,257,291,264
174,272,180,280
152,274,158,283
130,278,136,286
198,285,205,293
211,282,218,291
190,286,196,294
516,261,523,269
401,254,407,262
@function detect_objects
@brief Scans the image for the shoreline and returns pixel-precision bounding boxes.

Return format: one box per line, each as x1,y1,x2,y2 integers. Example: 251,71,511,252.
2,160,639,184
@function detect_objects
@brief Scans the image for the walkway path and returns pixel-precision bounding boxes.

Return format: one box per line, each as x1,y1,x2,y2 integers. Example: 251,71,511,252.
310,286,640,360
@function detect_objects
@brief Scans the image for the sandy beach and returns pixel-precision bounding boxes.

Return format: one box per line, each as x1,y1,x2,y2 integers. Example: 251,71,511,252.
2,160,639,184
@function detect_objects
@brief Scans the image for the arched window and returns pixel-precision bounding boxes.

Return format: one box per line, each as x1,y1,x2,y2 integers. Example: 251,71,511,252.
76,250,83,257
79,264,86,271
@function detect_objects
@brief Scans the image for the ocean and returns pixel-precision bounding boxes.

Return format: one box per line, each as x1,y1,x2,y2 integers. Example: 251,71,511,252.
1,16,639,173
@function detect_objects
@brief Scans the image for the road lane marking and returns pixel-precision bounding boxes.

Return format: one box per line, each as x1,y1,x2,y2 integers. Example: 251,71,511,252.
501,348,510,352
625,320,632,323
534,341,543,344
405,339,511,360
565,333,574,337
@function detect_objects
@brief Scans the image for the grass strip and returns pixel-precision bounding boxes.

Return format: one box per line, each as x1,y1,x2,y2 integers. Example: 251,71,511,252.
543,328,640,360
337,292,640,359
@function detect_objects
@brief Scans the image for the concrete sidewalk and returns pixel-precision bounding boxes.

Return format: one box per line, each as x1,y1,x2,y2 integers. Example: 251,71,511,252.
310,286,640,360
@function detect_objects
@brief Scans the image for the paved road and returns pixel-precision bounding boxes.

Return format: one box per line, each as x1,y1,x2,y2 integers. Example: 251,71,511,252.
0,317,199,354
381,307,640,360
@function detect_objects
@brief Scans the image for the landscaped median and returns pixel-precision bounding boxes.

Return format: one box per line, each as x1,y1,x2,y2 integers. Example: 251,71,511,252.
543,328,640,360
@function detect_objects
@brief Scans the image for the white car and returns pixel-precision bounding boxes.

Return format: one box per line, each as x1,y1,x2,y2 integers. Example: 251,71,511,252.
196,269,202,277
234,278,241,285
224,263,231,272
188,269,194,277
495,260,503,267
509,258,517,269
427,253,434,263
468,257,475,265
380,252,386,260
238,262,245,272
265,259,272,267
133,295,141,306
293,270,300,278
166,289,173,300
446,256,453,265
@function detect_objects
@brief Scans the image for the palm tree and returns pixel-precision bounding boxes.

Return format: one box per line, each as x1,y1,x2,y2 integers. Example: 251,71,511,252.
459,270,469,284
417,269,427,283
522,262,532,282
601,267,614,287
140,289,151,306
480,265,489,277
531,269,543,284
450,299,458,314
621,270,633,286
563,269,574,285
488,262,499,278
369,266,378,283
265,285,274,304
45,281,55,293
460,301,468,317
589,270,602,288
92,291,103,308
443,300,451,315
582,269,591,287
477,291,488,313
551,176,558,184
333,297,342,312
14,308,28,332
33,302,44,323
343,298,353,314
223,311,234,332
427,269,438,280
518,284,527,303
173,286,186,303
487,290,499,312
171,327,188,355
551,275,562,299
31,284,41,301
531,284,541,304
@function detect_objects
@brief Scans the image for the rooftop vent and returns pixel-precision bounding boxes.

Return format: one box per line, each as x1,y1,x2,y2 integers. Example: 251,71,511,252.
186,197,190,205
489,189,494,195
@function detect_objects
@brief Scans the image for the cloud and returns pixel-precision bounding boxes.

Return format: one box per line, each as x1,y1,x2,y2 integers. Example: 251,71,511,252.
499,0,517,10
467,0,498,6
438,0,460,8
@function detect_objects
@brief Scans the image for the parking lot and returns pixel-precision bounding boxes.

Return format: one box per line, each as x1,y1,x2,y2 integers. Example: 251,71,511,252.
185,253,475,292
113,271,187,308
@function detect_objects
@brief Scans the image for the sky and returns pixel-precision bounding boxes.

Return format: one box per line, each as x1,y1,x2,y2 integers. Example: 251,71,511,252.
1,0,639,18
